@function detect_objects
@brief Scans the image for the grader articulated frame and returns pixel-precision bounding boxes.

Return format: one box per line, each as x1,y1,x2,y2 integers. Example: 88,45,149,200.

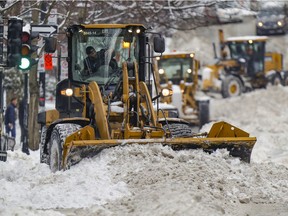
38,24,256,172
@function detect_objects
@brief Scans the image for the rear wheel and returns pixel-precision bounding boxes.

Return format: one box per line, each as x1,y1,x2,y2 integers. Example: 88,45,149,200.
49,123,81,172
283,73,288,86
270,73,283,86
163,123,193,137
221,75,243,98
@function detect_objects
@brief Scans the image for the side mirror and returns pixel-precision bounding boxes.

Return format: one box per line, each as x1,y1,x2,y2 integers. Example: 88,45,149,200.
44,37,57,53
154,36,165,53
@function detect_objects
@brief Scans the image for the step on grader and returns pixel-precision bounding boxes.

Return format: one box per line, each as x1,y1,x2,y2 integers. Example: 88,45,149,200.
38,24,256,172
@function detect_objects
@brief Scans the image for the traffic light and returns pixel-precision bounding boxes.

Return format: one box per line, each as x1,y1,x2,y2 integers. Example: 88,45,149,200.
44,53,53,70
18,27,39,70
0,1,6,8
7,18,23,67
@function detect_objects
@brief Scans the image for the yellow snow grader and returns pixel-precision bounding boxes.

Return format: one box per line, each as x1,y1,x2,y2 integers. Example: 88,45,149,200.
38,24,256,172
154,52,210,128
201,29,288,98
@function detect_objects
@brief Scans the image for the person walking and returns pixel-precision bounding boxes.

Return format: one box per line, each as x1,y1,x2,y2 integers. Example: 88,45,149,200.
5,97,17,138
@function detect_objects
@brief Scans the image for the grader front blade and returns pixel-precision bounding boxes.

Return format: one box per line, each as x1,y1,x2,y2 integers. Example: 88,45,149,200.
61,121,256,170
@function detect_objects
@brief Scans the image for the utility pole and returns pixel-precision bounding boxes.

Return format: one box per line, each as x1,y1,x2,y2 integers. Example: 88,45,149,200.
21,72,29,154
28,36,40,150
27,7,41,150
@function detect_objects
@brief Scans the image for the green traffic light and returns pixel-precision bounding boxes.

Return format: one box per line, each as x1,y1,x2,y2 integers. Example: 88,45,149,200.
19,57,30,70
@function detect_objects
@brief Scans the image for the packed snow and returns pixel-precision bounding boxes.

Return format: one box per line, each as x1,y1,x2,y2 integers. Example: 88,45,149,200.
1,85,288,216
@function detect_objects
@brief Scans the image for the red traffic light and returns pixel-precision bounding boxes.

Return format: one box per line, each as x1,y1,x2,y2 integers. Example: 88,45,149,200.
44,53,53,70
22,31,30,43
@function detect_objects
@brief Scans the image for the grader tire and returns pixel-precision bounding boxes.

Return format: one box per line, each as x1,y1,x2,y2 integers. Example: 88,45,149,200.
271,73,284,86
221,75,243,98
283,73,288,86
49,123,81,172
163,123,193,138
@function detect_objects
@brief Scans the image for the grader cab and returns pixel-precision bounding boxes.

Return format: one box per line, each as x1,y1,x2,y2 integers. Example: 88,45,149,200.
38,24,256,172
201,29,288,98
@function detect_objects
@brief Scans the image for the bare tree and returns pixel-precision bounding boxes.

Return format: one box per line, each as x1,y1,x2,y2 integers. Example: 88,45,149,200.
0,0,256,150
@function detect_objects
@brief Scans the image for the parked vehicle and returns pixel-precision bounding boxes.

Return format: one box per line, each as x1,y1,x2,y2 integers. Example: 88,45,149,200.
215,1,243,23
203,1,253,25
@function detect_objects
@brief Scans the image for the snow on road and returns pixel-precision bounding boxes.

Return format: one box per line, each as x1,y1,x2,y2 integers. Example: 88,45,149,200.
1,86,288,216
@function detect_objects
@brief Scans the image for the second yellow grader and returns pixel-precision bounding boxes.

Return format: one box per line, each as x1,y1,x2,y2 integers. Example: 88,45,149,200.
202,29,288,98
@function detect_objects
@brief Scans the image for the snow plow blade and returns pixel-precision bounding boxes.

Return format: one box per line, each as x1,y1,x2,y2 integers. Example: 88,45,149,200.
61,121,256,169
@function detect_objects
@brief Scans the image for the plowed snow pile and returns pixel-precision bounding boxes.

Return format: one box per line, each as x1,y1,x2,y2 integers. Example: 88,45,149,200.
1,86,288,216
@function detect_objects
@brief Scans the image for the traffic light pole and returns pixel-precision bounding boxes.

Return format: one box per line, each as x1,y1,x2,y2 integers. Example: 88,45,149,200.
21,73,29,154
57,43,61,81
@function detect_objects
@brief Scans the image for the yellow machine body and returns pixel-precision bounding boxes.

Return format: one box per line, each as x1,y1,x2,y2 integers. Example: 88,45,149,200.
201,29,288,97
155,52,210,127
38,24,256,172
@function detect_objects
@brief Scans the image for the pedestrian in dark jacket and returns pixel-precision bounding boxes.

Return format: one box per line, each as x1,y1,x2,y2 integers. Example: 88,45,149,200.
5,97,17,138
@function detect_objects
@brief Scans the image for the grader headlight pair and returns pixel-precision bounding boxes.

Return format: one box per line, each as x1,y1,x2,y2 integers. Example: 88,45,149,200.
127,27,142,34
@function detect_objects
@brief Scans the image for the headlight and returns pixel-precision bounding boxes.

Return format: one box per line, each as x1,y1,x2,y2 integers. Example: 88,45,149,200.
61,88,73,96
159,68,165,75
161,88,173,97
277,21,283,26
257,21,263,27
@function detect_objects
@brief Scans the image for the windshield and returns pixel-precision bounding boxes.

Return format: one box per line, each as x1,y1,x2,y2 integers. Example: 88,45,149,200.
228,41,265,60
228,41,265,74
259,7,284,17
157,57,193,84
71,27,139,85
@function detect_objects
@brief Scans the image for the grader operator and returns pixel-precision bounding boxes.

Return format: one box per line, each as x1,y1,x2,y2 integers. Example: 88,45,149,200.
38,24,256,172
